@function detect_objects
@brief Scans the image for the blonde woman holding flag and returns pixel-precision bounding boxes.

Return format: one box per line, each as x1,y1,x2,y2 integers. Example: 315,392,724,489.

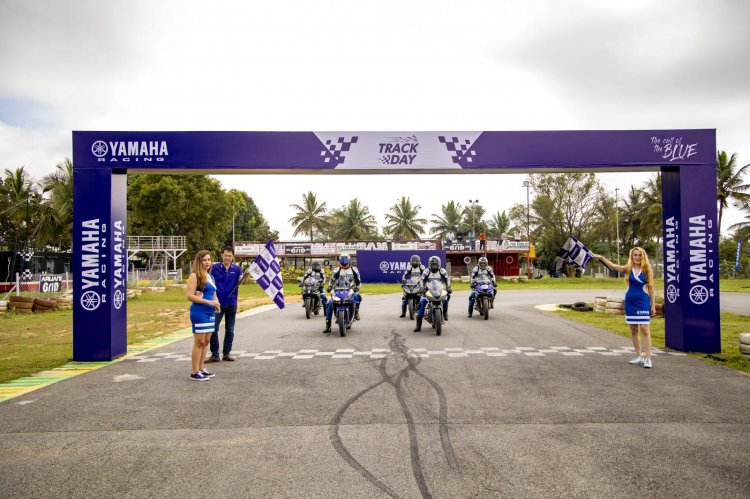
594,247,656,368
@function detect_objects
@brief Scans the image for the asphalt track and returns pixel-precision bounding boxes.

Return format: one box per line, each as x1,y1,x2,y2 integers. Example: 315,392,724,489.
1,289,749,498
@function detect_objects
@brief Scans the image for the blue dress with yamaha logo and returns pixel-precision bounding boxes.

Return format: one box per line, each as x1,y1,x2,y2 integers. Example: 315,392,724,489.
190,274,216,334
625,270,651,325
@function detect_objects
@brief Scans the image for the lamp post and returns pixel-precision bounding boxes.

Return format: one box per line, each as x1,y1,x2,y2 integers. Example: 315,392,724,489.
614,187,620,274
522,181,532,278
469,199,479,250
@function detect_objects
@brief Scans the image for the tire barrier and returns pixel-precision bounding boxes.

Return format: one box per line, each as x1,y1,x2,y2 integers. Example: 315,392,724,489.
740,333,750,360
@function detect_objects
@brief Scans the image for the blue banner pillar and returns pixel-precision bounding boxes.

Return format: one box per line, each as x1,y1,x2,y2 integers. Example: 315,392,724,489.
661,165,721,353
72,168,128,361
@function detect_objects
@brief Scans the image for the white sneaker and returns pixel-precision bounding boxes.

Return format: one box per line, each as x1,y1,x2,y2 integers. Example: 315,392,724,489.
628,356,645,366
643,358,652,368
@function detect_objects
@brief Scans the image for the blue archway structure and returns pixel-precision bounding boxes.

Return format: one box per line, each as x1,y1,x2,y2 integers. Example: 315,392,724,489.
72,130,719,360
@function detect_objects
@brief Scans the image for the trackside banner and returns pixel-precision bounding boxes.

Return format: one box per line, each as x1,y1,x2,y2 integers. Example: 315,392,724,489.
357,250,446,283
73,130,715,172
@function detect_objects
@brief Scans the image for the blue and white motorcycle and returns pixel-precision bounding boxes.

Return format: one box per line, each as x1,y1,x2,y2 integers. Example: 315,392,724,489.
330,277,357,337
472,276,495,320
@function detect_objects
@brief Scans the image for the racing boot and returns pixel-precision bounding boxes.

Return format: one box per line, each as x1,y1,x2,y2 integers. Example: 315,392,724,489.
399,303,407,318
413,316,422,332
355,304,360,321
468,304,473,317
323,319,332,334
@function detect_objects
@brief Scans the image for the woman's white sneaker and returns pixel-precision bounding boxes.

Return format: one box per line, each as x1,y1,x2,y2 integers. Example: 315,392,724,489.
643,358,653,368
628,356,645,366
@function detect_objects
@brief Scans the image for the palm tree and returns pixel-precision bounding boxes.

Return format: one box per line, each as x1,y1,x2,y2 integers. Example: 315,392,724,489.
717,150,750,231
430,201,462,240
487,210,511,238
289,191,330,242
621,186,645,246
384,196,427,240
331,198,378,240
728,201,750,237
36,158,74,249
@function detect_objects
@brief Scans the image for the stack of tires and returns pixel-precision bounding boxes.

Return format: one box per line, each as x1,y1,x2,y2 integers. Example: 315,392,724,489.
34,297,58,313
0,300,7,315
740,334,750,360
593,296,607,313
8,295,35,314
655,302,664,316
605,296,625,315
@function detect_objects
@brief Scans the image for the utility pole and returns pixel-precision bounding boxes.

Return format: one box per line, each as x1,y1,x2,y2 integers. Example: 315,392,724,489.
523,181,532,278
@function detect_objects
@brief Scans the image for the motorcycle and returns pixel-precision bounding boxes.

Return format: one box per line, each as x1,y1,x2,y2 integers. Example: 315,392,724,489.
402,276,423,320
473,276,495,320
301,276,323,319
330,276,356,337
423,279,448,336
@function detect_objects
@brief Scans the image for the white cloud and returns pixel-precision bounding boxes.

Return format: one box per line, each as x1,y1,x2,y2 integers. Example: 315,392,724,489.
0,0,747,235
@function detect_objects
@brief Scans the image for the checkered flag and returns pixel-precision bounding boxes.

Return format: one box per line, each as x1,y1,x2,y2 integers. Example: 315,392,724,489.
249,240,285,309
438,135,477,164
321,136,358,164
551,235,595,275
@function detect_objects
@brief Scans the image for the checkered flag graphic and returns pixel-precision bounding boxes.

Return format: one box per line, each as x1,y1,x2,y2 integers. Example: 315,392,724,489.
249,240,285,309
438,135,478,164
19,248,34,261
320,136,358,165
21,269,33,281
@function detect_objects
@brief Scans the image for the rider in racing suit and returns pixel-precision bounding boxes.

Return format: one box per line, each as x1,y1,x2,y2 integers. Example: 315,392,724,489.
323,253,362,333
414,256,452,332
400,255,425,318
468,256,497,317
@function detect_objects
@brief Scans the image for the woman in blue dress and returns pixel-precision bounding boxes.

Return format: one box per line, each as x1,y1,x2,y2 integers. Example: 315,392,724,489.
594,247,656,368
186,250,221,381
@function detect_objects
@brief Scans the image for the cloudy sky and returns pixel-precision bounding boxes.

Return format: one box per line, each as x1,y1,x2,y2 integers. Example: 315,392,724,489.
1,0,748,239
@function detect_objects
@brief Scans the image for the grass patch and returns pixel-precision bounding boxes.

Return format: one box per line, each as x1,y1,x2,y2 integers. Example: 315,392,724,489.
0,284,286,384
555,308,750,374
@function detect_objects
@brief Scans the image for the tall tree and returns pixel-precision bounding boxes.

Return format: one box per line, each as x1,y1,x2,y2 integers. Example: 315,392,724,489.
487,210,512,239
512,173,604,269
329,198,378,240
716,150,750,231
621,185,645,247
36,158,74,249
289,191,330,242
460,203,488,235
430,201,463,240
227,189,278,243
1,167,41,250
384,196,426,240
128,175,230,258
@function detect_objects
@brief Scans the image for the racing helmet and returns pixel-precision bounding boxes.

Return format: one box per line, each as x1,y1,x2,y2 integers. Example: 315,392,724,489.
428,256,441,272
410,255,421,268
338,253,351,268
478,256,488,269
311,260,322,272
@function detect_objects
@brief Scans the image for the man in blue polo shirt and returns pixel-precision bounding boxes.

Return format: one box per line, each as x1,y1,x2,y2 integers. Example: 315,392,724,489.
207,246,242,363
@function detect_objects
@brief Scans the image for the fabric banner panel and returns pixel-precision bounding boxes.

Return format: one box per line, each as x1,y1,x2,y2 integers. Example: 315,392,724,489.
74,130,715,171
357,250,446,283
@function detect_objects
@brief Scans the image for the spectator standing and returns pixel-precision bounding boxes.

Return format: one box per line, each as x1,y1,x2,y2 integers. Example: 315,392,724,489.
207,246,243,363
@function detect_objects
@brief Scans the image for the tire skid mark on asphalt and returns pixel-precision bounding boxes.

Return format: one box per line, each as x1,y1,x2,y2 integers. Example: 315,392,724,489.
330,331,458,499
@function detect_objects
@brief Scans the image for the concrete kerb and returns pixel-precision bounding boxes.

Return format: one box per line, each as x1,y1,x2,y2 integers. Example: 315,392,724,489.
0,303,279,404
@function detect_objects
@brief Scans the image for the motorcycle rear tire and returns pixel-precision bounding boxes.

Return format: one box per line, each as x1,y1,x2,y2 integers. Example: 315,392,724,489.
338,309,347,337
434,308,442,336
305,297,312,319
408,299,415,320
482,297,489,320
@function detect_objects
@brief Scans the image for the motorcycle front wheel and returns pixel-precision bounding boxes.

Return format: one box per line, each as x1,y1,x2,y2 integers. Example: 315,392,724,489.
434,308,442,336
337,309,347,337
304,297,312,319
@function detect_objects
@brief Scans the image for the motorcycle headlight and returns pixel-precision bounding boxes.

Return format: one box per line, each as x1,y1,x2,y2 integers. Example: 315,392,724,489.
333,296,341,302
425,290,433,298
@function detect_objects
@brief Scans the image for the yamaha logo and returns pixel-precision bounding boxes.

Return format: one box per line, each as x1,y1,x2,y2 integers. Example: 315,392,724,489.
91,140,169,163
91,141,108,157
379,261,390,272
